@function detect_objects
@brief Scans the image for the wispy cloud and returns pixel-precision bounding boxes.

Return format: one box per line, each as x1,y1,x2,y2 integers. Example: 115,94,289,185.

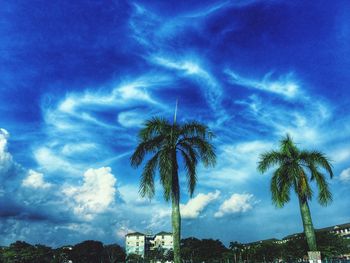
340,168,350,182
199,140,273,188
234,94,333,145
226,69,300,99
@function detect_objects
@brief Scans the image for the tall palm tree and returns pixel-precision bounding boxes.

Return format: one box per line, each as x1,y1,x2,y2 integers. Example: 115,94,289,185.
130,117,216,263
257,135,333,251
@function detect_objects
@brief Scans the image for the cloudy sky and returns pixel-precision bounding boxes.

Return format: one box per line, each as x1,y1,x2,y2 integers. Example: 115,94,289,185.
1,0,350,247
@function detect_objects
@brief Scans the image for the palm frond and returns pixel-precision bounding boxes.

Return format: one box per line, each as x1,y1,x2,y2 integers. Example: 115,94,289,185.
280,134,299,158
139,117,171,140
178,137,216,167
179,149,197,197
258,151,285,173
139,152,159,199
180,121,214,140
177,141,199,166
158,148,173,201
271,166,291,207
130,135,165,167
300,150,333,179
296,169,313,201
307,163,332,206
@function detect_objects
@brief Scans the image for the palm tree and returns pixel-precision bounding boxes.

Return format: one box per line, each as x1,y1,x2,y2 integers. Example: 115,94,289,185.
130,117,216,263
257,134,333,251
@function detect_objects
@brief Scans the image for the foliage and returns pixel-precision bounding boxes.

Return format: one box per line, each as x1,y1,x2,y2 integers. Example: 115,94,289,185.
102,244,126,263
126,253,143,263
237,232,349,262
130,117,216,201
245,240,283,262
258,134,333,208
0,241,53,263
181,237,228,262
229,241,244,263
70,240,104,263
145,247,169,262
282,231,350,260
0,233,348,263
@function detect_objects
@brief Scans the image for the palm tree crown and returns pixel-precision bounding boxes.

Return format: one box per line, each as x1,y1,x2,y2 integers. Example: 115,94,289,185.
131,117,216,200
258,134,333,207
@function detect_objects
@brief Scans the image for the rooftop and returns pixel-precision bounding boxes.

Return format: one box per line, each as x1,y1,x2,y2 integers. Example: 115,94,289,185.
126,232,145,237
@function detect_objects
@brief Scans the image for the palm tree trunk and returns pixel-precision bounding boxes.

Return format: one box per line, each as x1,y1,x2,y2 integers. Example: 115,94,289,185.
171,149,181,263
298,196,317,251
172,195,181,263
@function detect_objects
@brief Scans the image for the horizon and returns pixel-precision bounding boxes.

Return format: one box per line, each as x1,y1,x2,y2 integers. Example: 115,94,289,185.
2,219,349,249
1,0,350,248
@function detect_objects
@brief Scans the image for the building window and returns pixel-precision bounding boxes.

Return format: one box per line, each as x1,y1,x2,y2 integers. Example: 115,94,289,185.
136,242,139,246
162,235,164,239
162,241,165,245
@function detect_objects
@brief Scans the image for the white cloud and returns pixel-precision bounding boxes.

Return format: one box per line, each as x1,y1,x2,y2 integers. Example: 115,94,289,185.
61,143,97,156
147,207,171,230
150,54,227,122
116,226,135,239
200,140,273,188
63,167,117,220
118,110,147,128
234,94,332,145
34,147,81,175
226,70,299,98
22,169,52,189
330,148,350,164
0,128,13,173
119,184,150,205
151,56,220,95
215,193,257,218
340,168,350,182
43,74,169,133
180,190,220,219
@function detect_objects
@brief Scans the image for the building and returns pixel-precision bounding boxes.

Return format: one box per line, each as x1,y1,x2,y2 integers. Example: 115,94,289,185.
281,222,350,242
125,231,173,258
318,222,350,239
241,222,350,248
151,231,173,251
125,232,146,257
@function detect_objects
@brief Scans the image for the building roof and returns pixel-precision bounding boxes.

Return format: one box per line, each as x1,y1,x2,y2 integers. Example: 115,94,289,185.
155,231,172,236
282,232,303,240
126,232,145,236
282,222,350,240
244,238,280,246
317,222,350,232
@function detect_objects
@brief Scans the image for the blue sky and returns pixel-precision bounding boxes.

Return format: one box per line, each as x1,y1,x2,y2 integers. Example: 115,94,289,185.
1,0,350,247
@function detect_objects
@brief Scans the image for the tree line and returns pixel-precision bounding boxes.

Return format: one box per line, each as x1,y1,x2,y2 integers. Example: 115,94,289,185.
1,231,348,263
0,240,125,263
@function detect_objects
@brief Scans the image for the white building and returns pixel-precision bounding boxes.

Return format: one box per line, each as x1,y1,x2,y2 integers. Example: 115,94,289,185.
125,231,173,258
319,223,350,239
125,232,146,257
151,231,173,251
